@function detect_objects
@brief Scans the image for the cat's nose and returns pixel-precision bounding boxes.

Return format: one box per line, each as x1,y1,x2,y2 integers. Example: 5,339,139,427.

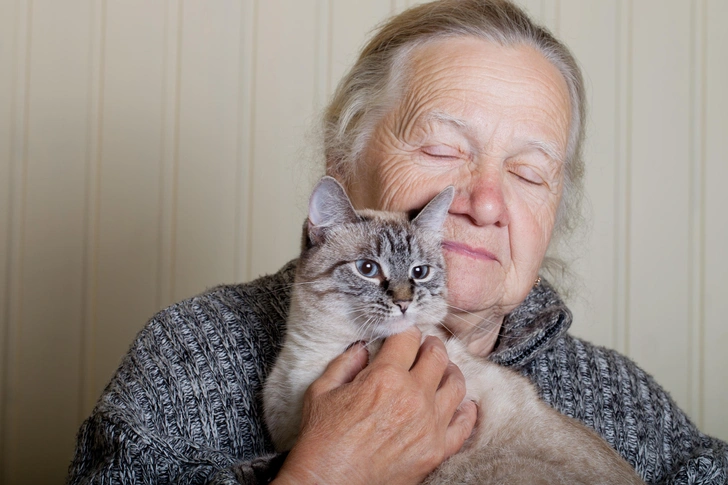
395,300,411,313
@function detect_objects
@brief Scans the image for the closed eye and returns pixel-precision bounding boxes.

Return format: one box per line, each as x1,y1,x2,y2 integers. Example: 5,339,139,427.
421,145,461,159
510,165,545,185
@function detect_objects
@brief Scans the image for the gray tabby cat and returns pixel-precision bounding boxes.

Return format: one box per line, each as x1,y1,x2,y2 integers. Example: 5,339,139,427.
263,176,644,485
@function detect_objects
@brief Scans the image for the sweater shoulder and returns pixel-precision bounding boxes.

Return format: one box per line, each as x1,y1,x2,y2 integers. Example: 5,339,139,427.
133,261,296,364
148,261,295,337
521,333,728,483
92,262,296,460
521,333,667,420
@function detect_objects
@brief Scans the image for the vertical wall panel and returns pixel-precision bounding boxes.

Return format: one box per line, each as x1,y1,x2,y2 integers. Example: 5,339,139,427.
1,4,30,483
235,0,255,283
613,0,632,357
158,0,181,310
7,1,91,483
629,1,692,411
173,1,245,300
0,0,15,326
0,1,21,483
558,1,618,349
79,0,103,418
703,0,728,441
687,0,706,429
313,0,330,112
91,0,168,406
249,0,320,279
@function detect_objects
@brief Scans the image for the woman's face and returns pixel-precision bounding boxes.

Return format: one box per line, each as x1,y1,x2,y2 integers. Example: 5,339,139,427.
347,37,571,329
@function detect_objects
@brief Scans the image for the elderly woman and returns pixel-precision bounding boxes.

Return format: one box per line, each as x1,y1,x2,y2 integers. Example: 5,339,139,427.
68,1,728,484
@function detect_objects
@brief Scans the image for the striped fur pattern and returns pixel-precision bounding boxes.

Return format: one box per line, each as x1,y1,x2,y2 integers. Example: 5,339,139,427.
263,177,453,450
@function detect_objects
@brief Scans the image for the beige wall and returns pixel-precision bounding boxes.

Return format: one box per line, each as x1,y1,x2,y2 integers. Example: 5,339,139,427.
1,1,727,484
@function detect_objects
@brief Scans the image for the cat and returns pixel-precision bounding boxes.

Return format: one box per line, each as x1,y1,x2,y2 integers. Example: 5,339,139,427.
263,176,645,485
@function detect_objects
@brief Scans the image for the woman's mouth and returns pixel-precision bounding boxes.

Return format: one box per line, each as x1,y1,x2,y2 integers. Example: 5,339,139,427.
442,240,498,262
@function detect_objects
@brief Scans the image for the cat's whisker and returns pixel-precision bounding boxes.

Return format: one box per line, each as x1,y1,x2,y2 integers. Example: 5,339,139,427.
443,311,500,334
446,304,502,326
344,306,369,320
352,317,379,341
443,306,514,336
350,310,375,339
365,315,385,340
355,314,374,336
416,308,532,345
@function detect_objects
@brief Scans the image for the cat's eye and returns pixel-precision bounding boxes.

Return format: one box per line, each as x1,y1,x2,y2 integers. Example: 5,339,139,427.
355,259,380,278
411,265,430,280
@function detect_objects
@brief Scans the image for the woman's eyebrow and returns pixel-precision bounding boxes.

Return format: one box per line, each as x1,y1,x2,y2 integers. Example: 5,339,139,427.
424,110,470,131
525,139,565,166
420,110,479,146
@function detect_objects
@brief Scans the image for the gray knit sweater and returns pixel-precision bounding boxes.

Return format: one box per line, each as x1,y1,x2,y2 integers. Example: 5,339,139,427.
67,261,728,484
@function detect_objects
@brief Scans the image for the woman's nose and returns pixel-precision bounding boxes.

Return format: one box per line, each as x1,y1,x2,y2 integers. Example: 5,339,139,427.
450,168,510,227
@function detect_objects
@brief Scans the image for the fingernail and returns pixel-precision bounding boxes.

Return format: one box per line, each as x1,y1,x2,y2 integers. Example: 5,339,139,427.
346,341,366,351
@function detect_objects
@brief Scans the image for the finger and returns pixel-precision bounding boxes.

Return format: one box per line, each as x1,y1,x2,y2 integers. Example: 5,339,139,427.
443,400,478,459
308,342,369,397
435,361,468,414
373,326,422,369
409,336,450,393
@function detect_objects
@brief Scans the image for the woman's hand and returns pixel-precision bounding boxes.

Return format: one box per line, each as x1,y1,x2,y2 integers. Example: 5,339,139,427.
272,326,477,485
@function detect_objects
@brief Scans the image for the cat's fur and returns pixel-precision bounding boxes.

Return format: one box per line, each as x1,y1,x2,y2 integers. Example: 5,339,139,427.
263,176,644,485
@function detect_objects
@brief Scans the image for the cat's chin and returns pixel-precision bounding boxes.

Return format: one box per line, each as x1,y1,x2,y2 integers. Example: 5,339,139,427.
374,316,417,338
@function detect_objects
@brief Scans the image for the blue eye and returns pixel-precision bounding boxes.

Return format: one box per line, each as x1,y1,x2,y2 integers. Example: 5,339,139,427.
356,259,380,278
411,265,429,280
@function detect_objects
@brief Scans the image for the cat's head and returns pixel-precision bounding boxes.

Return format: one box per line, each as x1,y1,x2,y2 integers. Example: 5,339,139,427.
297,176,454,340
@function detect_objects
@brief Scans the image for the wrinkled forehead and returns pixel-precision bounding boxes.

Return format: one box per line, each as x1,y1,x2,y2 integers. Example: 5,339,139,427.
392,36,572,159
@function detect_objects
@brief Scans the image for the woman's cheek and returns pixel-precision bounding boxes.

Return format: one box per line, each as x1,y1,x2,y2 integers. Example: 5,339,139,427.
512,182,560,233
378,162,457,212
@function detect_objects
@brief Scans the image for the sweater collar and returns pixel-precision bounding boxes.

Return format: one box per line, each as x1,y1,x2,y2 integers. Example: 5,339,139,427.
488,279,572,368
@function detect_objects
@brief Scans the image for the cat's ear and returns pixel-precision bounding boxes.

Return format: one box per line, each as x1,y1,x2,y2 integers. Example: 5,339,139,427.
308,176,359,234
412,186,454,233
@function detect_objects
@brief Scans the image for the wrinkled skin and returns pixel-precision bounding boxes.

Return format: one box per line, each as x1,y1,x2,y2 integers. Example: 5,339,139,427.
349,37,570,356
274,38,571,485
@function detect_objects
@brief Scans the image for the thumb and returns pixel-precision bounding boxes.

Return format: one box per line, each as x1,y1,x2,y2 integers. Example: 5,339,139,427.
309,343,369,396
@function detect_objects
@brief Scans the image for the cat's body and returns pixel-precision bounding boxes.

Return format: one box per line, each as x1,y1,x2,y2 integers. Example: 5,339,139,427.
420,332,642,484
263,177,644,485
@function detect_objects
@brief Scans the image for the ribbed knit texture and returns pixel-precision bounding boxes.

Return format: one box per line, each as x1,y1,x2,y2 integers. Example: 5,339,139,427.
67,261,728,484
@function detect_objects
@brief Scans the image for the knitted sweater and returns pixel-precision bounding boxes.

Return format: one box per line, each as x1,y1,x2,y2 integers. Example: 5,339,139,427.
67,261,728,484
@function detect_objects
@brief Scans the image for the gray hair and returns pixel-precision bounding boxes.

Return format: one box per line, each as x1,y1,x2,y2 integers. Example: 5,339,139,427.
323,0,587,243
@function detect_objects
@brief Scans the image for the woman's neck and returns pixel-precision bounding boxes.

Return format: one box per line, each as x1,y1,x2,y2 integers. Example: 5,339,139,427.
443,310,503,357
